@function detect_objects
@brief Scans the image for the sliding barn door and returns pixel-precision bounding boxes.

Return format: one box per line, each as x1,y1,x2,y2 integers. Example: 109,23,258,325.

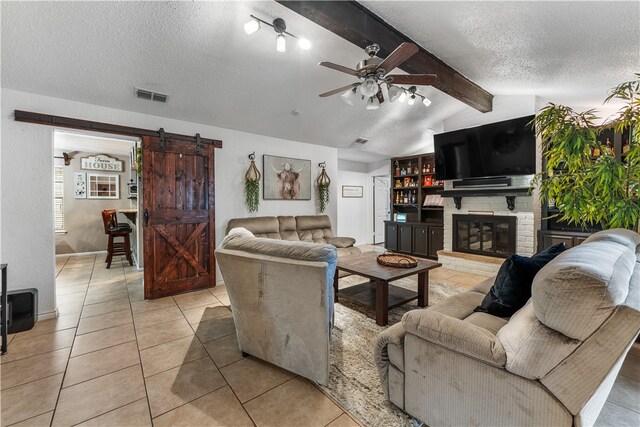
142,136,215,299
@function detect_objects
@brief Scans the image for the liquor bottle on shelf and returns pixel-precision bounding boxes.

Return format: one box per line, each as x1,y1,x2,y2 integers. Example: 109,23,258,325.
422,162,427,174
395,161,400,176
592,145,601,157
407,162,412,175
426,163,431,173
395,178,401,188
411,191,416,204
403,192,408,204
401,167,406,176
623,137,630,154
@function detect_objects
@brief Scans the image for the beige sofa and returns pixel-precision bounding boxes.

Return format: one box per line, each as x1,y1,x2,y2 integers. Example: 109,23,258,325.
375,229,640,426
215,228,337,385
226,215,361,257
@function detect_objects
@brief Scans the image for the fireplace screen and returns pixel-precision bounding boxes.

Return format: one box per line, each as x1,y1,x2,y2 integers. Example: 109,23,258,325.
453,215,516,258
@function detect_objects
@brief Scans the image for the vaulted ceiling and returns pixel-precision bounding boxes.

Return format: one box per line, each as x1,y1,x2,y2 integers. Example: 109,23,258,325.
2,1,638,162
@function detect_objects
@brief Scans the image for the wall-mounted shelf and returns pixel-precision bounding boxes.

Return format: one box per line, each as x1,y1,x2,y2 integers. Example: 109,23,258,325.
440,187,530,211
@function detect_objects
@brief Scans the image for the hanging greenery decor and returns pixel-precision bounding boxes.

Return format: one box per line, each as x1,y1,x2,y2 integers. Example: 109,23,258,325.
316,162,331,213
136,147,143,176
532,73,640,231
244,152,261,212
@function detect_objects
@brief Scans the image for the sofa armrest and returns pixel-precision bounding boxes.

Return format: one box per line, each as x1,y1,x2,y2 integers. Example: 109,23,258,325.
374,322,406,399
327,237,356,248
402,309,507,367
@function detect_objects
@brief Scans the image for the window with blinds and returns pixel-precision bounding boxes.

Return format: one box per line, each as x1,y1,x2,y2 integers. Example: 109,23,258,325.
54,167,65,232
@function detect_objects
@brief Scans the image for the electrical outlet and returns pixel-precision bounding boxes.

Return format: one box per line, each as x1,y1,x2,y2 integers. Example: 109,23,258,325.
236,155,246,165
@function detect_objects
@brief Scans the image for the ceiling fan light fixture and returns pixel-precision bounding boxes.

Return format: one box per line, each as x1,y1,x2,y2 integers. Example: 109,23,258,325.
366,96,380,110
422,97,432,107
387,85,403,102
244,18,260,35
341,87,356,106
408,94,416,106
276,33,286,53
359,77,379,98
298,38,311,50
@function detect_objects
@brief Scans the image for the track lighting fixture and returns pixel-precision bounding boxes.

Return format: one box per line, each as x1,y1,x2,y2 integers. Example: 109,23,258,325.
244,15,311,52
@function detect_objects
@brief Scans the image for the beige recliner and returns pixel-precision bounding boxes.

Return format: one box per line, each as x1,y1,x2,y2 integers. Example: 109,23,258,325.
375,229,640,426
215,228,337,385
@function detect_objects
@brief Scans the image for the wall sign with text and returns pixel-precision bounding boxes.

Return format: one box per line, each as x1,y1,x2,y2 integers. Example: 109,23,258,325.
81,154,123,172
342,185,363,198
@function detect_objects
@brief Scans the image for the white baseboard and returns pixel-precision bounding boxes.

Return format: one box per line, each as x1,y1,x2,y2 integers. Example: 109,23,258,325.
56,250,107,257
38,308,59,320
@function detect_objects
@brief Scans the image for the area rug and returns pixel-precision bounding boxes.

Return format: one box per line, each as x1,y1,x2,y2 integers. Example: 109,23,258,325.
320,275,466,427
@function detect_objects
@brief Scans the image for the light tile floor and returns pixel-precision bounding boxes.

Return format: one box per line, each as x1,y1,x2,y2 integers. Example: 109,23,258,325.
1,252,638,426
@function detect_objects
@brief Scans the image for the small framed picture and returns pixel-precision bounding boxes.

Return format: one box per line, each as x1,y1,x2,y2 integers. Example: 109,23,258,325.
342,185,363,198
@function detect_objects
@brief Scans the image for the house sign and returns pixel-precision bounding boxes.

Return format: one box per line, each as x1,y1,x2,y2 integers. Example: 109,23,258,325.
81,154,123,172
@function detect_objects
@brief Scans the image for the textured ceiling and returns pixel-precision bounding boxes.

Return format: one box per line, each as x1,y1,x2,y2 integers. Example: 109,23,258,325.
361,0,640,111
54,130,138,157
3,1,639,162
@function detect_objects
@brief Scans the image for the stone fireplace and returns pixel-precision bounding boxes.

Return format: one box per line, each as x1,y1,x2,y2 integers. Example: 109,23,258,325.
438,179,538,276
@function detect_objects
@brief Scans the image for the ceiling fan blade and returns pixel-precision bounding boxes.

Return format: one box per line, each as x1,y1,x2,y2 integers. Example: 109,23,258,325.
387,74,438,86
318,61,359,76
376,42,419,75
319,84,357,98
376,88,385,104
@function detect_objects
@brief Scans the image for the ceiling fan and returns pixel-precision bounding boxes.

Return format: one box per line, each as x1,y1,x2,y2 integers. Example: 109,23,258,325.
318,42,437,109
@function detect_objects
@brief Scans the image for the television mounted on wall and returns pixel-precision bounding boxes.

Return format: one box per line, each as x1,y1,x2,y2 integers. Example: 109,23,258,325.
434,115,536,181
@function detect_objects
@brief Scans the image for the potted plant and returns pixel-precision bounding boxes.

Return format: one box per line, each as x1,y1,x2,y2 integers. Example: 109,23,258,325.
532,74,639,231
244,154,261,213
316,162,331,213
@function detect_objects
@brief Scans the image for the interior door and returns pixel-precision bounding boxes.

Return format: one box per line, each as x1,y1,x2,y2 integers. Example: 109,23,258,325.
142,135,215,299
373,176,390,244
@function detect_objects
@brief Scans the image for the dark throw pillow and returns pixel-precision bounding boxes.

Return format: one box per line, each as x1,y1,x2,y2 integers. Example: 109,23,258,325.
474,243,567,317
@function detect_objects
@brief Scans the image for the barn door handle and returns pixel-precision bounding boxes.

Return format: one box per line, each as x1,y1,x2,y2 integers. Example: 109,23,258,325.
143,209,149,227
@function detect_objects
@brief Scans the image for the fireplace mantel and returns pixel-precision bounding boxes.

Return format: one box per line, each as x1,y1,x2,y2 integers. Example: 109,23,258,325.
440,187,530,211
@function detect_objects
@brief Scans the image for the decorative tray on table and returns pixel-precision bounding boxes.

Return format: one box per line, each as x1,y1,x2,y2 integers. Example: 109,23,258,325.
377,252,418,268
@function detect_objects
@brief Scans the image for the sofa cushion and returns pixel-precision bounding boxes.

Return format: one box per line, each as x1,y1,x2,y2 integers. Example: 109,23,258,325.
497,301,581,379
227,216,281,239
474,243,566,317
327,237,356,248
296,215,334,243
583,228,640,252
277,216,300,241
532,240,635,340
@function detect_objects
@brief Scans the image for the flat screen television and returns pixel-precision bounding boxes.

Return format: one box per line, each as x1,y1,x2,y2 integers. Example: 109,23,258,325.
434,115,536,180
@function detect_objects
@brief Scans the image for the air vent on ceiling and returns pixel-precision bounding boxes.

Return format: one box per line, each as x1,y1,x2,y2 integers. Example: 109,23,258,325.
353,137,369,144
135,88,168,103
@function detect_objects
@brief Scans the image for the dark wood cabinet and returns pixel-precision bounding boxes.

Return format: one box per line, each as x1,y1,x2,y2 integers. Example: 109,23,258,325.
538,230,592,251
398,224,413,253
385,221,442,260
387,152,444,259
412,225,429,257
428,226,444,258
385,223,398,251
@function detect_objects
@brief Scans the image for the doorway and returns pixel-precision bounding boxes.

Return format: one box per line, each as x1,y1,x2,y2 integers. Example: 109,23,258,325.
373,175,390,244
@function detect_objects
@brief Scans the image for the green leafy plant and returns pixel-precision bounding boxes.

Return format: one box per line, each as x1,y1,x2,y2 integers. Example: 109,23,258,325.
136,147,142,176
244,156,261,213
531,73,640,230
245,179,260,212
317,182,330,213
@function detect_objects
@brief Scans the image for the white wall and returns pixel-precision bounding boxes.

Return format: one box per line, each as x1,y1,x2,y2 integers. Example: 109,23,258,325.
336,159,390,245
1,88,337,317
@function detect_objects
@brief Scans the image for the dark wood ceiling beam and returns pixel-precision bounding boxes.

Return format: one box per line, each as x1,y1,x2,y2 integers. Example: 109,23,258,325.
277,0,493,113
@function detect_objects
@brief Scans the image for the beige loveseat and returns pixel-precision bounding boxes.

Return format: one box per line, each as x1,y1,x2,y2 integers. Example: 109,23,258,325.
215,228,337,385
375,229,640,426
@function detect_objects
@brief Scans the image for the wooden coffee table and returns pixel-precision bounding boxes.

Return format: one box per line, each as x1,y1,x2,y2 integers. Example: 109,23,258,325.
333,252,442,326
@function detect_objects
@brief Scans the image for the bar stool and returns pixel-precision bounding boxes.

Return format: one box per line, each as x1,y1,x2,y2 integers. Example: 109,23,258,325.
101,210,134,268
